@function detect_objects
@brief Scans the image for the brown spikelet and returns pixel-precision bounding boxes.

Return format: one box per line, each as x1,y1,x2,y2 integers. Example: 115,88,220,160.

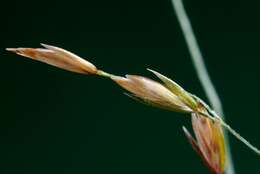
6,44,97,74
111,75,192,113
183,106,226,174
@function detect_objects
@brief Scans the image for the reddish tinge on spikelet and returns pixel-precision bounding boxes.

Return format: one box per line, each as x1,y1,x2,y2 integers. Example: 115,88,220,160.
6,44,97,74
183,106,226,174
111,75,193,113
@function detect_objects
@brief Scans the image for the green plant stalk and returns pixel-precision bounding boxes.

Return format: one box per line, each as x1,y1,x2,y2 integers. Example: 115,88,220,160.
170,0,235,173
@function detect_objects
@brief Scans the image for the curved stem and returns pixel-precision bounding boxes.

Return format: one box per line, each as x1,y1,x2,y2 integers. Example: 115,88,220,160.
171,0,235,173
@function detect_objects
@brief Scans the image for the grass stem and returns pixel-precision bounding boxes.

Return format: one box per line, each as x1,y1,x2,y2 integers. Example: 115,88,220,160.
171,0,235,173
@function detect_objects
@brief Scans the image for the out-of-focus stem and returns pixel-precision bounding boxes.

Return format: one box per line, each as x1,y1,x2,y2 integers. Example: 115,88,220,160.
171,0,235,173
197,110,260,156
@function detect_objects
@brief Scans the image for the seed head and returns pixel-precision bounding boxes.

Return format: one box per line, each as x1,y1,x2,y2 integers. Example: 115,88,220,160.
6,44,97,74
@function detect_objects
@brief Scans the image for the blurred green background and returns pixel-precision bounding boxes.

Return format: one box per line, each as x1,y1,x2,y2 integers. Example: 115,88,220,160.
1,0,260,173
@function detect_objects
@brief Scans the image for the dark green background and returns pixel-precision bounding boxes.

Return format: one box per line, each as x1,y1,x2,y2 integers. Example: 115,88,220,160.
1,0,260,173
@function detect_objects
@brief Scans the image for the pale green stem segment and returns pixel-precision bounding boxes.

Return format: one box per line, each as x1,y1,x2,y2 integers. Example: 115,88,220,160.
193,95,260,156
171,0,235,173
199,111,260,156
219,119,260,156
96,70,114,78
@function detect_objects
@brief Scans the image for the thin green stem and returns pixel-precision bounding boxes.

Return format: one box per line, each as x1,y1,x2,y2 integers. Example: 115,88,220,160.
96,70,114,78
197,110,260,155
219,119,260,155
193,94,260,155
171,0,235,173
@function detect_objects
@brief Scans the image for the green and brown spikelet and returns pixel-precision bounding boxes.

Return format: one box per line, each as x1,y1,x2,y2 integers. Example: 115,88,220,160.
7,43,260,174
